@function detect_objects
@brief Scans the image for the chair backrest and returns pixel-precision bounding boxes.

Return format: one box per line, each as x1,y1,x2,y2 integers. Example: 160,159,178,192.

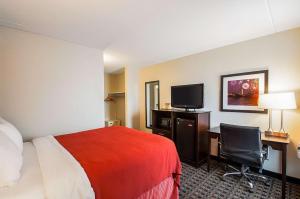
220,123,262,165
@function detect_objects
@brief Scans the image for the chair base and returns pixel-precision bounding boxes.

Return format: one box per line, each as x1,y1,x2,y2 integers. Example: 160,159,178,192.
222,164,270,192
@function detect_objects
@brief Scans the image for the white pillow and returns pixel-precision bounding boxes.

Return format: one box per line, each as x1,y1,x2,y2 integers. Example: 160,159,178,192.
0,117,23,152
0,132,23,187
0,117,5,123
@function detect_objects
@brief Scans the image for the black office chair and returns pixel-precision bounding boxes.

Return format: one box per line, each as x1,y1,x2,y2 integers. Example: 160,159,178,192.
220,123,269,191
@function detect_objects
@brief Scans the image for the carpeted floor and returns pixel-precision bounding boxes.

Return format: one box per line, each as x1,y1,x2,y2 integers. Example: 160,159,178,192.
179,161,300,199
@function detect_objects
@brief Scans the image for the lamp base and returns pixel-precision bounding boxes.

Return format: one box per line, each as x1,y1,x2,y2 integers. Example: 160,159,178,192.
265,131,289,138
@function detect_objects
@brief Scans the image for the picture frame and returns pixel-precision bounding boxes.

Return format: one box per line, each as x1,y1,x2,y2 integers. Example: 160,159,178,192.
220,70,268,113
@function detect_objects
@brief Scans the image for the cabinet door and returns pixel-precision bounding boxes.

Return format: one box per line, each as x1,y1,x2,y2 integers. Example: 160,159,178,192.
152,128,172,139
176,118,196,161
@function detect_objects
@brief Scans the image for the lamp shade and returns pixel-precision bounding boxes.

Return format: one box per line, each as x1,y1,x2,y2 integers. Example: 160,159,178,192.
258,92,297,110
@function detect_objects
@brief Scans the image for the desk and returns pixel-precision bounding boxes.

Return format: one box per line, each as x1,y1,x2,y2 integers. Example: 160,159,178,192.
207,127,290,199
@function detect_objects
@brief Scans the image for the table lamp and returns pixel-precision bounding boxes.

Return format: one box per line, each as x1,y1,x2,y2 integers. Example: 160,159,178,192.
259,92,297,137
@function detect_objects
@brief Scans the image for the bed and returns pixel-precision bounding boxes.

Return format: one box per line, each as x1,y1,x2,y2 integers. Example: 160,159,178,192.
0,126,181,199
0,142,45,199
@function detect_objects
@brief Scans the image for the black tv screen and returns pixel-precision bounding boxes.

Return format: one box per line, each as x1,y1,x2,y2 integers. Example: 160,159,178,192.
171,84,204,109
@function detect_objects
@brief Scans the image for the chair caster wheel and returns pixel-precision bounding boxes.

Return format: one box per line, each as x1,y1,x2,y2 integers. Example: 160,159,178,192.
248,182,254,192
264,180,271,186
224,165,228,171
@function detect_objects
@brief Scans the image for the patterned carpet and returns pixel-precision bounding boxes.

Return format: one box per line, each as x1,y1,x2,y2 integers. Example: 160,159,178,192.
179,161,300,199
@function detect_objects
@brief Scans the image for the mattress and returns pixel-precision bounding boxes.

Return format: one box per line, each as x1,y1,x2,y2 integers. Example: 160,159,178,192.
54,126,181,199
0,142,45,199
0,128,180,199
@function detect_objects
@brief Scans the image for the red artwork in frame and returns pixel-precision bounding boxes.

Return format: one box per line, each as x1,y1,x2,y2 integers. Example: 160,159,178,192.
221,70,268,113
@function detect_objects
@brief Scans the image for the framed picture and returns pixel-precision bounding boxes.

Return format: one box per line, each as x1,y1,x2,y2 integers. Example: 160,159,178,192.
220,70,268,113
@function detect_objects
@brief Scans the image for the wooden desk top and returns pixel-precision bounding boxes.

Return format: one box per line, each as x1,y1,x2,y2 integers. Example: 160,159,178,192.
261,132,290,144
208,127,290,144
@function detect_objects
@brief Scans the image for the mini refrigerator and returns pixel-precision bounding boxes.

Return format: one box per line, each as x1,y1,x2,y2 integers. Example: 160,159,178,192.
175,118,196,162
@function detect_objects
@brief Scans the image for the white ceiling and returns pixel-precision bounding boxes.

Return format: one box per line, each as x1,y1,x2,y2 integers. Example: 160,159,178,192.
1,0,300,73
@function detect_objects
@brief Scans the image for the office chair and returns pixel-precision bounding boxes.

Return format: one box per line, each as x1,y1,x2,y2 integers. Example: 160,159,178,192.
220,123,269,192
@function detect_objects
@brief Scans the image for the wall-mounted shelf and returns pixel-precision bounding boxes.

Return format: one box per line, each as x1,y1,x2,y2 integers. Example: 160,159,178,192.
108,92,125,97
105,92,125,102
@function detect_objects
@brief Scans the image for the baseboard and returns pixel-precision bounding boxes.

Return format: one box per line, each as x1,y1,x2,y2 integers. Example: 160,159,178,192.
209,155,300,185
262,169,300,185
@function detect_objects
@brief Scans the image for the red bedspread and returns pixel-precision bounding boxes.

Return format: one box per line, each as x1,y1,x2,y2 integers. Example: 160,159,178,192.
55,126,181,199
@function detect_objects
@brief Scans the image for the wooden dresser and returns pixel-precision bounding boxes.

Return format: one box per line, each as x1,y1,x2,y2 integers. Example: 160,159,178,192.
152,109,210,167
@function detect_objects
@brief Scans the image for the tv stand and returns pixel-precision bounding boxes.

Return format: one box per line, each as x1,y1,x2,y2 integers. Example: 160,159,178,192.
152,109,210,167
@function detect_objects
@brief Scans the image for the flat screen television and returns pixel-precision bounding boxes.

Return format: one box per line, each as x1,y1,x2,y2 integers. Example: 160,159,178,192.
171,83,204,109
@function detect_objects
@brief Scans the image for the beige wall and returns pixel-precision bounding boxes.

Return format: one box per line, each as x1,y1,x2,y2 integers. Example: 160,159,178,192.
139,28,300,178
109,72,125,93
125,67,140,128
104,73,111,121
0,27,105,141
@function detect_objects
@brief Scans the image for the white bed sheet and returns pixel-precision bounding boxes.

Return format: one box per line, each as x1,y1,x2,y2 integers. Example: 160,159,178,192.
0,137,175,199
0,142,45,199
32,136,94,199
